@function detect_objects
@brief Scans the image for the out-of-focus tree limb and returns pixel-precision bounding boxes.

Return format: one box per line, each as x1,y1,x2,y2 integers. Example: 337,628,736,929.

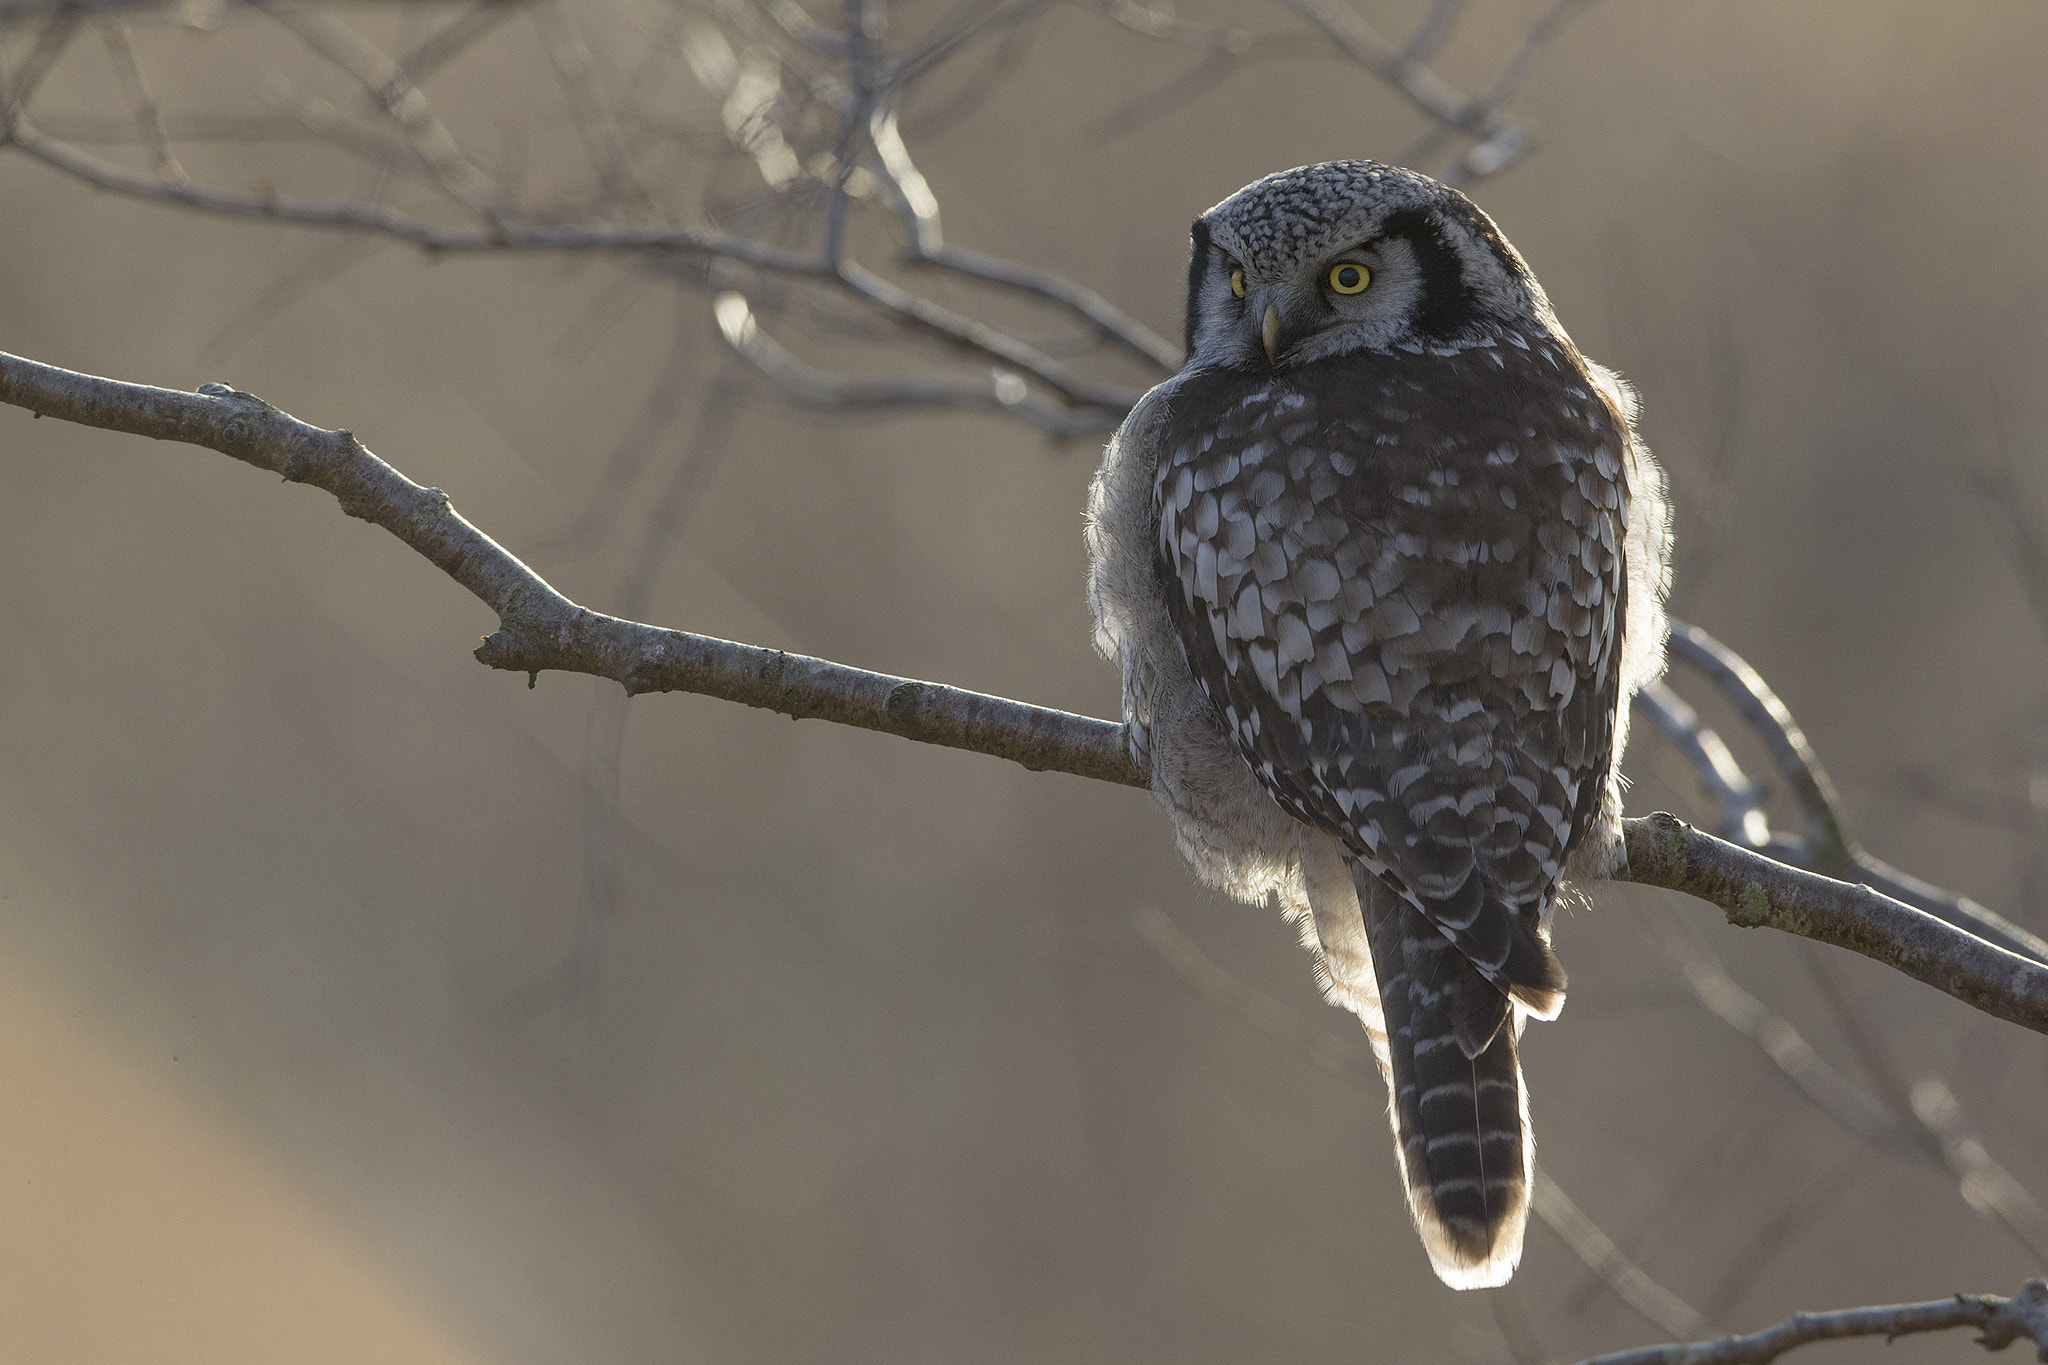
5,347,2048,1037
1645,916,2048,1265
1571,1278,2048,1365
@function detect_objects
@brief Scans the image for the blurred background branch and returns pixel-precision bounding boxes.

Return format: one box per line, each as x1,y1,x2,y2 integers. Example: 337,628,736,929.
0,0,1582,438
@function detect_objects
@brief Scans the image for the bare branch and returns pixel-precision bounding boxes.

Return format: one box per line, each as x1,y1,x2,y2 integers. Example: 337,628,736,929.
864,105,1180,370
397,0,529,85
255,0,513,217
1392,0,1459,59
5,348,2048,1036
1529,1176,1709,1341
96,14,183,182
1641,914,1918,1154
1633,678,1770,848
530,0,644,212
0,7,78,131
1912,1079,2048,1266
0,349,1138,785
1572,1278,2048,1365
1650,907,2048,1268
6,116,833,265
1666,624,1845,854
832,259,1148,411
1403,0,1592,180
1617,814,2048,1035
713,291,1119,434
1664,623,2048,965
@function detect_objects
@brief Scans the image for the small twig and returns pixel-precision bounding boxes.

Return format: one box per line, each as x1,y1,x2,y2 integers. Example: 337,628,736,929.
8,120,834,268
1571,1278,2048,1365
1404,0,1591,177
1649,906,2048,1269
1633,679,1769,848
833,258,1148,411
256,0,513,217
531,0,645,213
397,0,530,84
1529,1176,1709,1341
864,104,1180,370
1,7,78,132
1666,625,1844,855
96,15,183,182
1691,1157,1853,1329
1641,913,1917,1155
713,291,1121,434
1912,1078,2048,1266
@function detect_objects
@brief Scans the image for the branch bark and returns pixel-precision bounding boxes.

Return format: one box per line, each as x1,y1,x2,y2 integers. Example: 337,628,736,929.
1572,1278,2048,1365
4,348,2046,1036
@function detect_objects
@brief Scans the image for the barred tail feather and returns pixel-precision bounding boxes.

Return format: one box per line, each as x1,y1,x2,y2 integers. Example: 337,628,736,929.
1364,885,1533,1289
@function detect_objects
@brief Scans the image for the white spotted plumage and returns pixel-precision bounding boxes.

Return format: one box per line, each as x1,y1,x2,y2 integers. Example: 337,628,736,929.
1086,161,1672,1289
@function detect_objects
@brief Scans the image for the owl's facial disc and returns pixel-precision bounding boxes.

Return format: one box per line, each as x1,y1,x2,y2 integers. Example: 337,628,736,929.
1183,162,1549,369
1240,242,1396,366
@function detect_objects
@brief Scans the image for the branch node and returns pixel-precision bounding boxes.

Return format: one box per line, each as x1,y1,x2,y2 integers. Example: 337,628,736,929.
1980,1279,2048,1358
885,680,925,726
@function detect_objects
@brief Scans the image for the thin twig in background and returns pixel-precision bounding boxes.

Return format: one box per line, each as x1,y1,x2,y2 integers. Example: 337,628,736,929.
1645,913,2048,1267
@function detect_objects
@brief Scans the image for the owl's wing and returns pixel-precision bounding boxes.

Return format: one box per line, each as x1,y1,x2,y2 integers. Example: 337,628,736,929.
1156,344,1627,1050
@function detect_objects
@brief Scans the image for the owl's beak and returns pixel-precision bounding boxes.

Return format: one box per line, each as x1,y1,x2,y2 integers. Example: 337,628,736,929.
1260,303,1283,363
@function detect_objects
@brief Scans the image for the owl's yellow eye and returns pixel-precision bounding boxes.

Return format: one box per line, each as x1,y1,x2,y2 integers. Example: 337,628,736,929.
1229,267,1245,299
1328,262,1371,294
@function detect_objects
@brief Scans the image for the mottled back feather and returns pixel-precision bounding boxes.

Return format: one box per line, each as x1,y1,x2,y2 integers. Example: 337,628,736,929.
1153,341,1627,1032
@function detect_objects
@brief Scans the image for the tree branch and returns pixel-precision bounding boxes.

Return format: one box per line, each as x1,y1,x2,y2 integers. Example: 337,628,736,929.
5,348,2047,1037
1618,814,2048,1035
1572,1278,2048,1365
1651,625,2048,966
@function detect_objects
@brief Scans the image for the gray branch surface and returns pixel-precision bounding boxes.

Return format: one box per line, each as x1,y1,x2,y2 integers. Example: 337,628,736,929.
1573,1278,2048,1365
1620,814,2048,1035
5,348,2048,1038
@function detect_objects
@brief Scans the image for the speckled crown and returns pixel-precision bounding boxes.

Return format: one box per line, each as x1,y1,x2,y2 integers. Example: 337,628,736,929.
1200,160,1441,272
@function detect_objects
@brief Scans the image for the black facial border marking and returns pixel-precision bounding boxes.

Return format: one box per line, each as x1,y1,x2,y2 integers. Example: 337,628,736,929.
1184,218,1213,359
1463,204,1526,281
1378,206,1479,344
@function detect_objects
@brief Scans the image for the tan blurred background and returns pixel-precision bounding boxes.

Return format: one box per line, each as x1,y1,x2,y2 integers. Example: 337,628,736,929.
2,2,2046,1361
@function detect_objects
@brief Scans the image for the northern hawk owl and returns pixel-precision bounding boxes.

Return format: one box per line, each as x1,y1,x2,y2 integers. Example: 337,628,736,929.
1086,161,1672,1288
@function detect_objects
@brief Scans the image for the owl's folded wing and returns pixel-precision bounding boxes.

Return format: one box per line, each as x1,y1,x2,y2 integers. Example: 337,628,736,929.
1153,349,1628,1043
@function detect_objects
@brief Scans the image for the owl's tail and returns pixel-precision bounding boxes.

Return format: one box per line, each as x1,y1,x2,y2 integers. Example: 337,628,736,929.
1363,888,1532,1289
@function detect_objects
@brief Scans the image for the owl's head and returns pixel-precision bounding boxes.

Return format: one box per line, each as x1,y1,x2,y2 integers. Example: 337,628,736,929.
1182,160,1551,370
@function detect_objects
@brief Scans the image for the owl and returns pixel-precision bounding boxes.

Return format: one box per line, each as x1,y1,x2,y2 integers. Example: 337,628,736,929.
1086,161,1672,1289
